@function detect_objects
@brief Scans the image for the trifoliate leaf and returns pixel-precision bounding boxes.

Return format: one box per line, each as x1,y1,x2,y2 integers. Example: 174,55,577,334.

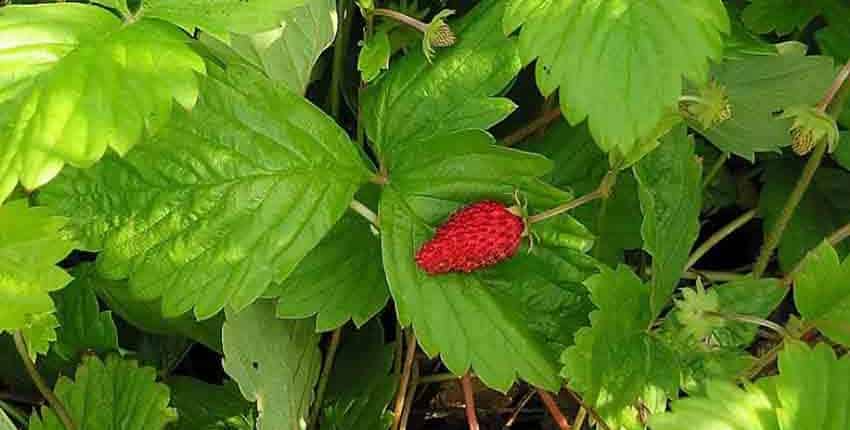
779,104,840,155
519,121,643,265
0,3,205,202
321,321,396,430
222,302,321,430
266,189,389,332
137,0,309,40
652,342,850,430
741,0,824,36
560,265,679,419
359,31,392,83
167,377,255,430
90,268,223,352
794,242,850,347
505,0,728,154
760,160,850,271
39,65,371,320
634,125,703,316
51,266,118,360
29,355,177,430
380,129,596,391
362,0,520,166
203,0,338,94
685,52,835,160
0,200,74,350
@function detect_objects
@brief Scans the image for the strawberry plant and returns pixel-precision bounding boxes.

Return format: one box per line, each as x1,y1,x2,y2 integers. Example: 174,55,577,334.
2,0,850,429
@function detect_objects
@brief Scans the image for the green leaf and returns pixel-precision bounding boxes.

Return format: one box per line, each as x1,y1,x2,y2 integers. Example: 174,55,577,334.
222,302,321,430
29,355,177,430
760,160,850,271
205,0,338,94
834,131,850,170
711,278,787,347
137,0,309,40
266,188,389,332
519,121,643,265
686,52,834,161
505,0,728,153
794,242,850,347
362,0,520,166
90,268,223,352
51,266,119,360
321,321,395,430
651,342,850,430
0,410,14,430
0,200,74,352
167,376,255,430
560,265,679,419
0,3,205,202
634,125,703,316
39,65,371,320
741,0,824,36
380,129,596,391
358,31,392,83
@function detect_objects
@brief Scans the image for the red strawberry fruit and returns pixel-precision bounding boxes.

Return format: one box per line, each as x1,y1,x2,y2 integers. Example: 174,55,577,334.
415,201,525,275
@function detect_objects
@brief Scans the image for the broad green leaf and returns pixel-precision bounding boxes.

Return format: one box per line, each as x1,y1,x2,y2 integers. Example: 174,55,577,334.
137,0,309,40
741,0,824,35
206,0,338,94
0,410,14,430
40,65,371,320
760,160,850,271
362,0,520,166
90,269,223,352
519,121,643,265
266,189,389,332
358,32,392,83
794,242,850,347
29,355,177,430
651,342,850,430
561,265,679,420
222,302,321,430
0,3,205,202
711,278,787,347
167,376,255,430
835,131,850,170
634,126,703,316
686,52,835,160
51,266,119,360
505,0,728,153
0,200,74,354
321,321,395,430
380,129,597,391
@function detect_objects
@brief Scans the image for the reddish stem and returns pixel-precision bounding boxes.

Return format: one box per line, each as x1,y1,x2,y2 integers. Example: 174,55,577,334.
537,389,571,430
460,373,480,430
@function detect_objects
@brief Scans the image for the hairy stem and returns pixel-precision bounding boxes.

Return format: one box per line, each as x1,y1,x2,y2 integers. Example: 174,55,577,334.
817,59,850,112
399,361,419,430
705,311,789,338
350,199,379,227
752,143,826,278
501,107,563,147
391,331,417,430
14,331,76,430
702,152,729,189
329,0,353,120
686,209,758,271
308,328,343,430
537,389,571,430
564,388,609,430
683,270,749,282
529,170,617,224
505,390,536,428
373,8,428,32
461,373,480,430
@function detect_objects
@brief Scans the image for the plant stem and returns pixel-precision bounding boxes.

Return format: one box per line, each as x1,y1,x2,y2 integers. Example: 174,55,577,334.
782,221,850,286
505,390,536,428
817,59,850,112
373,8,428,32
705,311,789,338
537,389,571,430
752,143,826,278
683,270,749,282
391,331,417,430
686,209,758,271
418,372,458,384
501,107,563,147
350,199,379,227
329,0,353,120
529,170,617,225
399,361,419,430
702,152,729,189
460,373,479,430
0,399,27,426
13,331,76,430
564,388,609,430
574,407,587,430
308,328,343,430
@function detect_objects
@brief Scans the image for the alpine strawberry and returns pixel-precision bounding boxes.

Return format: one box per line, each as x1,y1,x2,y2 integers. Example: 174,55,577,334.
415,201,524,275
